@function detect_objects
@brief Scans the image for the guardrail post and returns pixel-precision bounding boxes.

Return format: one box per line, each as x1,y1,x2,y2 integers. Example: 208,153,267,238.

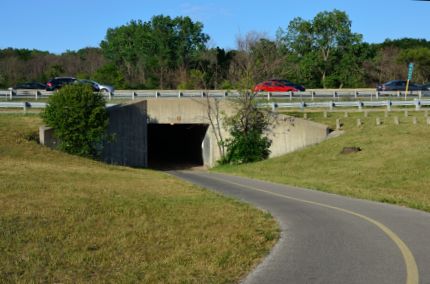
201,91,205,98
312,91,315,101
300,101,305,110
329,101,334,111
336,119,341,130
387,100,392,111
354,90,358,99
23,102,27,114
414,99,420,110
271,102,277,112
333,91,337,99
9,89,13,100
364,110,369,117
419,90,422,99
323,111,328,118
357,101,362,110
224,91,227,97
132,92,135,100
289,91,292,101
35,90,39,100
155,91,159,98
108,92,112,101
376,117,381,126
178,91,182,98
394,116,399,125
376,91,379,100
357,118,362,127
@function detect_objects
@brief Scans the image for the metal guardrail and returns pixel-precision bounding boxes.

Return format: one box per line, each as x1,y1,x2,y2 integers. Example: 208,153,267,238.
1,99,430,113
259,99,430,111
2,88,430,101
0,102,117,112
0,89,241,100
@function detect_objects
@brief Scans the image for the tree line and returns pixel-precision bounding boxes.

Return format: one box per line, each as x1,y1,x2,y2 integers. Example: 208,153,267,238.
1,10,430,90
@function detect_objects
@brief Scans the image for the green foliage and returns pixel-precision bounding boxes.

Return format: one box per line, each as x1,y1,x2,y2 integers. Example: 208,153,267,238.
380,38,430,49
41,85,109,158
277,9,364,88
94,63,125,89
100,15,209,88
398,48,430,83
221,94,271,164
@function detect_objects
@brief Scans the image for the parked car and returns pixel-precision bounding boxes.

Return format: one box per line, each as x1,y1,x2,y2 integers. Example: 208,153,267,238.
269,79,306,91
74,79,115,94
376,80,422,91
46,77,77,91
254,80,298,92
422,83,430,91
14,82,46,89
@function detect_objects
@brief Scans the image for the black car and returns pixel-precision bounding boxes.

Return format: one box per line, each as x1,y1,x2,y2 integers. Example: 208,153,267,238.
376,80,422,91
422,83,430,91
46,77,76,91
14,82,46,89
270,79,306,91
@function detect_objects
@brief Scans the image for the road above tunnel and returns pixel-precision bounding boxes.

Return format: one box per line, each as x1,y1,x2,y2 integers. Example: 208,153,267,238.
171,171,430,284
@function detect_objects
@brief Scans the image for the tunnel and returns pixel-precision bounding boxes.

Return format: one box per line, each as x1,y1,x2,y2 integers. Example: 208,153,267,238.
147,123,209,170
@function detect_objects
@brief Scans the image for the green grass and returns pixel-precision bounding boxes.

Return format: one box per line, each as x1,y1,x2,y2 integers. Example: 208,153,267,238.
0,114,279,283
214,110,430,212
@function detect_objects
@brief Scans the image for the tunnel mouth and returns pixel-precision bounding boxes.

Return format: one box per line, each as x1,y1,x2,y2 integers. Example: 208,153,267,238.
147,123,209,170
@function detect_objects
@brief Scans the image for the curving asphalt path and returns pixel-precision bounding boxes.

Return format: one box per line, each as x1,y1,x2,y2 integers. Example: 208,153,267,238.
171,170,430,284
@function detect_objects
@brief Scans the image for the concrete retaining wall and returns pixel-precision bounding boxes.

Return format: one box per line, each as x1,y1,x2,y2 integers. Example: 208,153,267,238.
102,101,148,167
268,115,329,158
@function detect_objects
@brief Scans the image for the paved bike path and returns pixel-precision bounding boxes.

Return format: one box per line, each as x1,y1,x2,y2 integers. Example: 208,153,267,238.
171,170,430,284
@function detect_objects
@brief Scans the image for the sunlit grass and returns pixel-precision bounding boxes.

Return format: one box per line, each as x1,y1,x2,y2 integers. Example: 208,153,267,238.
0,114,279,283
215,109,430,212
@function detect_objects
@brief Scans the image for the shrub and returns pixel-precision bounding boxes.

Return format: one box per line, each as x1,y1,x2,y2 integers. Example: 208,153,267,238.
41,84,109,158
221,93,272,164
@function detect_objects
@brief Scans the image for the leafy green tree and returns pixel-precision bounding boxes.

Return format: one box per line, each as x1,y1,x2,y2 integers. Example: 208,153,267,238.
398,48,430,83
222,93,272,164
42,85,109,158
94,63,126,89
278,10,363,88
100,15,209,88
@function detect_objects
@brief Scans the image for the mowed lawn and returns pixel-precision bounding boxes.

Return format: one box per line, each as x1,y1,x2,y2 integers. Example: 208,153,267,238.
215,109,430,212
0,114,279,283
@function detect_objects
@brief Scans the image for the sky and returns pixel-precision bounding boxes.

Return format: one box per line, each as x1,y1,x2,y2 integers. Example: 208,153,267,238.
1,0,429,54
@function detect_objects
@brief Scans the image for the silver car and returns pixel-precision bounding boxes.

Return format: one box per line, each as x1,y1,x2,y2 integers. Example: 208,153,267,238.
76,79,115,94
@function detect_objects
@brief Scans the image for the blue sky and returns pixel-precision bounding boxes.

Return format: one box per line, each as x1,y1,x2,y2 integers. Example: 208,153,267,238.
1,0,429,54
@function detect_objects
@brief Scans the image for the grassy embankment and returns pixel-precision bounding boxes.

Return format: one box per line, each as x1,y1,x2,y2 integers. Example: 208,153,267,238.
0,114,279,283
215,109,430,212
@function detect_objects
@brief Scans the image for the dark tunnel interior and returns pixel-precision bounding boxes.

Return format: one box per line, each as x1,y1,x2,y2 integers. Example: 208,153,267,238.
147,123,209,170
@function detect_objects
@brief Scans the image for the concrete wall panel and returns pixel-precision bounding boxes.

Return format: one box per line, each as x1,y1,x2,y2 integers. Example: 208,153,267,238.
102,101,148,167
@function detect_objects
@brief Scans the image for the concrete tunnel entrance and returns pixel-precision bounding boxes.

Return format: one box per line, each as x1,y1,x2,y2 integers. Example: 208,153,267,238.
147,123,209,169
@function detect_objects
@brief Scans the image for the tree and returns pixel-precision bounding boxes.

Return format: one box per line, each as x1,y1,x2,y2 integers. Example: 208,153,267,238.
100,15,209,88
277,10,363,88
398,48,430,83
42,85,109,158
222,93,272,164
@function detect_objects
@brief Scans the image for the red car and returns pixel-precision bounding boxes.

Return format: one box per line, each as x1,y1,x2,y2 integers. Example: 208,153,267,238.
254,80,298,92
